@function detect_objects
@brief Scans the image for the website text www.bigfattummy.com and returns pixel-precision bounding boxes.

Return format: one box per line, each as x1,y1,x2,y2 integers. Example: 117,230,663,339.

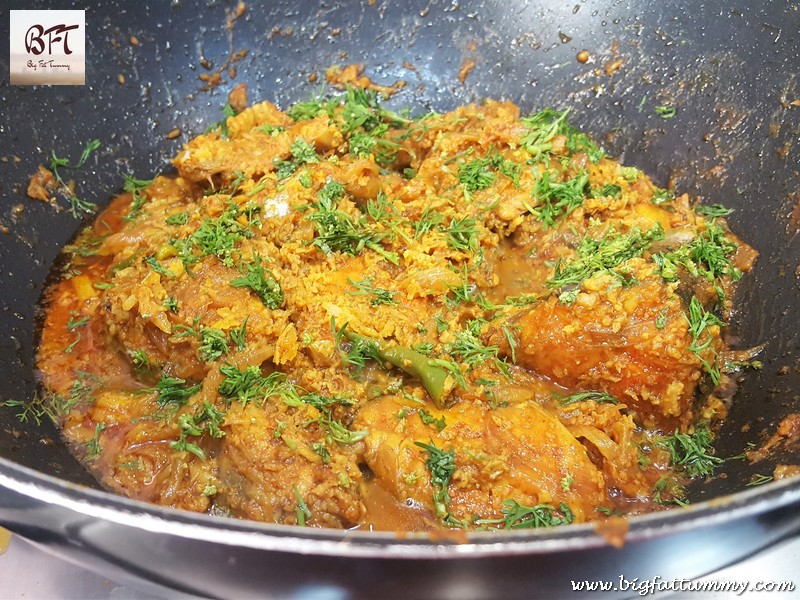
570,576,796,596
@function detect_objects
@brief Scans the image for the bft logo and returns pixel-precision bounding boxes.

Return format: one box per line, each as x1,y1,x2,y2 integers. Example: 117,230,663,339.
25,23,80,56
10,10,86,85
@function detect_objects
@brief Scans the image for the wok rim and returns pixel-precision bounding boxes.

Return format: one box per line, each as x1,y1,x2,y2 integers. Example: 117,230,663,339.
1,454,799,559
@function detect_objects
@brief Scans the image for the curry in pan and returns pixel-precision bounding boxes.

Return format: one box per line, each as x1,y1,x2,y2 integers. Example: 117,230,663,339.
32,87,756,531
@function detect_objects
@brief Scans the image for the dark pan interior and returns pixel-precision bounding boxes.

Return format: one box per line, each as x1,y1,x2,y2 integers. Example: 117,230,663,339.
1,0,798,505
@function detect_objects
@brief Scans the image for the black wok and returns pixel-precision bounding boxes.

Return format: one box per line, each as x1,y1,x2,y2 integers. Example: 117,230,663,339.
1,1,799,598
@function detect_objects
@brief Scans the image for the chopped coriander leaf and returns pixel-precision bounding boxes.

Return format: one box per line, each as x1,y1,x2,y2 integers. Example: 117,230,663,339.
652,475,689,506
565,131,605,162
591,183,622,199
206,100,236,137
83,422,107,461
258,123,285,135
415,440,457,520
548,224,663,293
166,211,189,226
198,328,229,362
651,187,675,205
67,312,90,331
287,96,330,121
144,255,175,278
366,192,412,243
230,253,284,309
446,278,472,307
443,216,479,253
478,499,574,529
142,375,201,407
290,137,319,164
419,409,446,431
170,401,227,460
275,138,320,180
334,88,411,166
218,365,297,406
5,372,98,426
129,349,151,371
435,316,449,333
413,342,435,356
655,105,677,119
695,203,733,218
746,473,773,487
458,157,496,197
339,86,411,133
558,391,618,405
655,308,669,330
528,171,589,228
163,296,179,313
414,206,445,238
294,485,312,526
503,293,539,307
347,277,398,306
50,139,101,181
308,180,399,264
49,139,101,218
348,124,400,165
685,296,724,384
229,317,248,351
501,324,520,364
657,422,722,478
218,364,265,404
122,175,154,221
520,108,604,162
216,170,247,196
447,319,508,378
177,203,253,269
172,319,230,362
520,108,571,156
620,166,640,182
65,312,89,353
312,441,332,464
319,417,369,445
